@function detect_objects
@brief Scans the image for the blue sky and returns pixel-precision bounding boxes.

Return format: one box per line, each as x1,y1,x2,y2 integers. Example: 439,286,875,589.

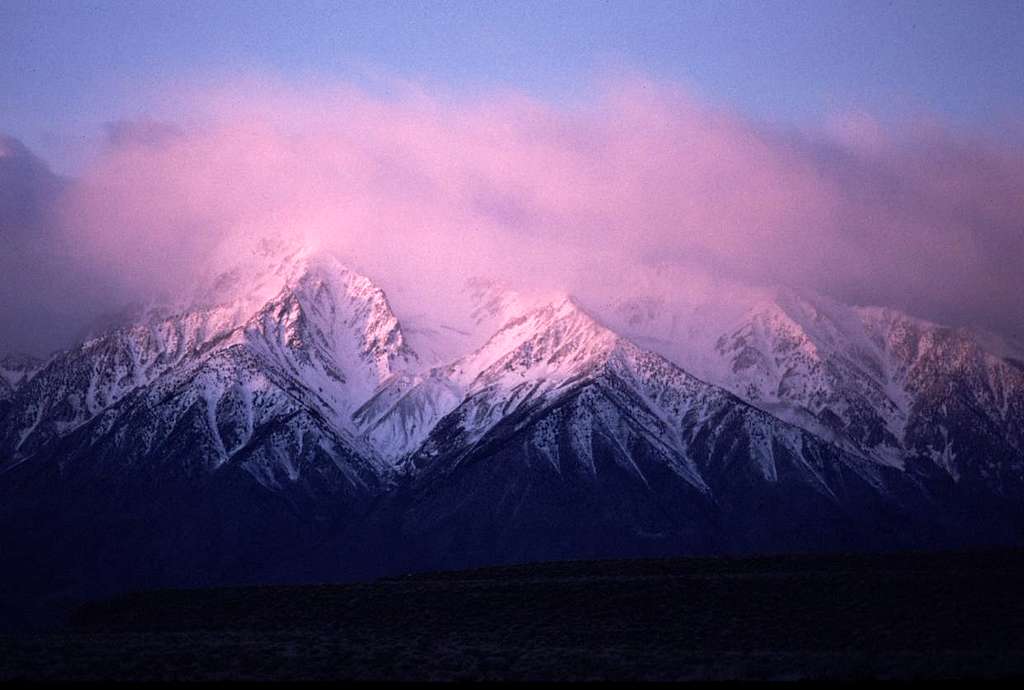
2,0,1023,173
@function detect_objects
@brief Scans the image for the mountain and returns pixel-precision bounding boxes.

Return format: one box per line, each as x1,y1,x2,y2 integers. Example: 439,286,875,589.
1,243,415,481
2,244,1023,614
380,298,921,572
604,286,1024,497
0,243,429,603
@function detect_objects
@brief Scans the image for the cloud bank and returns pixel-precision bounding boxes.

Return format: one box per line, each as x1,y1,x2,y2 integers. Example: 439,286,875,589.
3,76,1023,354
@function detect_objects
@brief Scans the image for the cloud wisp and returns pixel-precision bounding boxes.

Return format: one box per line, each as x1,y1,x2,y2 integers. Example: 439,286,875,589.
4,76,1023,354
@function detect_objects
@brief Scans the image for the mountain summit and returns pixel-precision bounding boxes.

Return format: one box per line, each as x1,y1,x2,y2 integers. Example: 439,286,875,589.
2,244,1023,606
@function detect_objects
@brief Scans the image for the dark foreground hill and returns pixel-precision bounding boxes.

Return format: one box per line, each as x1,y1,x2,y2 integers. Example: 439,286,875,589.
3,549,1024,681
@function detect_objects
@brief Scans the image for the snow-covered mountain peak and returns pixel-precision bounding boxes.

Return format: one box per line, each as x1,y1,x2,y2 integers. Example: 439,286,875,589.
0,240,423,469
141,236,417,381
253,251,415,364
6,240,1024,585
724,286,865,354
457,294,618,386
182,234,373,311
352,293,622,463
593,279,1024,479
5,227,1024,514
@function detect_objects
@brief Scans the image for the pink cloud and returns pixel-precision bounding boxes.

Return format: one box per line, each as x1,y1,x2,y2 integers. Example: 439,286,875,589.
50,76,1024,340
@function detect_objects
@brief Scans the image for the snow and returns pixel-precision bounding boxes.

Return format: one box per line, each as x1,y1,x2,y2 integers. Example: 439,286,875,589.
4,238,1023,504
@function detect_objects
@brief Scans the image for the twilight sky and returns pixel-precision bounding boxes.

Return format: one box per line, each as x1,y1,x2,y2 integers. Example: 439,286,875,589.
1,1,1023,355
4,0,1023,173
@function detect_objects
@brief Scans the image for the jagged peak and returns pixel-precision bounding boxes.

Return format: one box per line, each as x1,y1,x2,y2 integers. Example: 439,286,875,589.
186,234,355,311
722,286,901,368
853,303,1024,368
234,246,418,393
783,289,1019,365
119,233,410,365
447,294,620,389
485,293,609,343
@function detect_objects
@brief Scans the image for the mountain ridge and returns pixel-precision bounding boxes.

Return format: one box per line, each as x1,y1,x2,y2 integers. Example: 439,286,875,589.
2,244,1023,606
